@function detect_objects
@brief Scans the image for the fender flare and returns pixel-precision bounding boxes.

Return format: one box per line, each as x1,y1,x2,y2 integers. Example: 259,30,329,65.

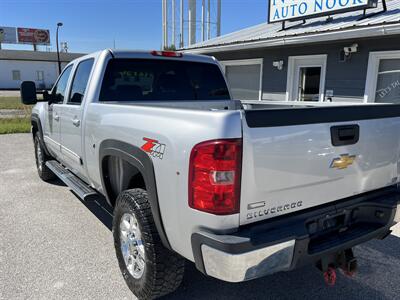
99,139,171,250
31,113,51,157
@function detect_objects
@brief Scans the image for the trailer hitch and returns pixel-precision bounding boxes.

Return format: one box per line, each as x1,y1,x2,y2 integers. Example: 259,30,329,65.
317,248,358,286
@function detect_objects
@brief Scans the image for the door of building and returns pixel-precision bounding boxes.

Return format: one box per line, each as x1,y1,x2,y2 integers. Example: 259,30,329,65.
287,55,327,102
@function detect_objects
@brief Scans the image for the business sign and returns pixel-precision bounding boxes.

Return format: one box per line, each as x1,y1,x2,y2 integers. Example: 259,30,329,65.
17,27,50,45
0,26,17,44
268,0,378,23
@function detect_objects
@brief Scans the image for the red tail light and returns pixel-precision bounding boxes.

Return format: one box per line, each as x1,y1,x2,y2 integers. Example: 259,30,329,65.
151,50,183,57
189,139,242,215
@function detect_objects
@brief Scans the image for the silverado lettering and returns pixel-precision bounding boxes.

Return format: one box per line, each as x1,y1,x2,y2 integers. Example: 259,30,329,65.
247,201,303,220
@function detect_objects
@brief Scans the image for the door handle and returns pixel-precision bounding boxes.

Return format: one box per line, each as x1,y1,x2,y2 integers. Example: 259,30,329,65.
331,125,360,146
72,118,81,127
54,114,60,121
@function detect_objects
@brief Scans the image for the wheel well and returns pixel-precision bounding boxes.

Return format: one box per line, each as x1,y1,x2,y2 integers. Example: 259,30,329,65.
31,121,38,138
101,155,146,207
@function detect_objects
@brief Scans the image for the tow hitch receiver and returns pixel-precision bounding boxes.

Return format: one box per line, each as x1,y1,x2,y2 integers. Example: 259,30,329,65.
317,248,358,286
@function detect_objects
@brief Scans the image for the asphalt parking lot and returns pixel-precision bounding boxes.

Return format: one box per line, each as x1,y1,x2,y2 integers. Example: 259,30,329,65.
1,133,400,300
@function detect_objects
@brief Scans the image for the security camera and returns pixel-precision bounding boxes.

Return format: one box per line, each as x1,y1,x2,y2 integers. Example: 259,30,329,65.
272,60,284,70
344,43,358,56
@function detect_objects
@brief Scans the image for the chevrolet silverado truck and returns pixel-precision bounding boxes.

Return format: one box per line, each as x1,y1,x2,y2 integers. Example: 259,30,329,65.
20,49,400,299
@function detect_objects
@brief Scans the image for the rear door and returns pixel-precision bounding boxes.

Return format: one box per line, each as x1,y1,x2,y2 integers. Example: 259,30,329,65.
43,65,73,158
59,58,95,179
240,105,400,225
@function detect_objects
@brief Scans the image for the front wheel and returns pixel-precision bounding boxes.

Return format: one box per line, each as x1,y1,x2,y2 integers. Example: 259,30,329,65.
34,132,56,182
113,189,185,300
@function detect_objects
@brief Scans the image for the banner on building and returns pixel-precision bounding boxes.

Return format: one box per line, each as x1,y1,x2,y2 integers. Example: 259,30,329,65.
17,27,50,45
268,0,378,23
0,26,17,44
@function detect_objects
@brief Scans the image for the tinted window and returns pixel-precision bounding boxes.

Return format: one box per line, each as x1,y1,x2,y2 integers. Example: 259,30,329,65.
68,59,95,104
375,59,400,104
53,65,72,103
99,59,230,101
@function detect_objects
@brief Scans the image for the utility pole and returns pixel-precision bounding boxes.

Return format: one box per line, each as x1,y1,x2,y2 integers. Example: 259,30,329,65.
201,0,206,41
162,0,168,49
207,0,211,40
180,0,184,48
217,0,221,37
188,0,196,46
172,0,175,47
56,22,63,74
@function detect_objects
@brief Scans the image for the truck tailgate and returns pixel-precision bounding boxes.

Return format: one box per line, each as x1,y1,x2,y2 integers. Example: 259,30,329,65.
240,105,400,225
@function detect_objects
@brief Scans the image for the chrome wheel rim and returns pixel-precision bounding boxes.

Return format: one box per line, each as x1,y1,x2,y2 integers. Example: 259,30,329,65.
120,213,145,279
36,140,43,172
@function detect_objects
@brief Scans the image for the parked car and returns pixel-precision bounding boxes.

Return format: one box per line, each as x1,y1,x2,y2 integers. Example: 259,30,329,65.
21,49,400,299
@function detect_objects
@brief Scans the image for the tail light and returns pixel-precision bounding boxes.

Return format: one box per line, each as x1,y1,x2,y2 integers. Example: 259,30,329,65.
151,50,183,57
189,139,242,215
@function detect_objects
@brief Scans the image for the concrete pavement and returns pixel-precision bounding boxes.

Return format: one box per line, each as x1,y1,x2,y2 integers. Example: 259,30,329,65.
1,133,399,299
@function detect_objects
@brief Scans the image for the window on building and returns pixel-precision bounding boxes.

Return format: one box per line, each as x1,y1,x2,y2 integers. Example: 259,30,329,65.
375,59,400,104
365,51,400,103
68,59,95,104
12,70,21,81
36,71,44,81
221,59,263,100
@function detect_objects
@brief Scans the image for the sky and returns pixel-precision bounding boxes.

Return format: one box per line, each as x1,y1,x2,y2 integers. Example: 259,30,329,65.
0,0,268,53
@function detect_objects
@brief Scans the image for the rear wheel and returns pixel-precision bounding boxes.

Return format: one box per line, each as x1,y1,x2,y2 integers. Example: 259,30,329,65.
34,132,56,182
113,189,185,300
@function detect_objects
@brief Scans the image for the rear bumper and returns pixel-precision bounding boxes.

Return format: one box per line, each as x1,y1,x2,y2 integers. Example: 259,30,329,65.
191,185,400,282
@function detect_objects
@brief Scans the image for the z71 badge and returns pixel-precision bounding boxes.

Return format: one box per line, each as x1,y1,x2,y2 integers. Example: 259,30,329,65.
141,138,166,159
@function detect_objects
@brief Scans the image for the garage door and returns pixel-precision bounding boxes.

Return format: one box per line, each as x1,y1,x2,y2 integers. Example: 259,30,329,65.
222,59,262,100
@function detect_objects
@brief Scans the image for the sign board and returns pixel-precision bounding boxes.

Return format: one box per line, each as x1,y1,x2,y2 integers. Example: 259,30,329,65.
0,26,17,44
268,0,378,23
17,27,50,45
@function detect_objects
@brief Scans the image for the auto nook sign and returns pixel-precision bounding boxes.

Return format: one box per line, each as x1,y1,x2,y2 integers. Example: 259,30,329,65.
268,0,378,23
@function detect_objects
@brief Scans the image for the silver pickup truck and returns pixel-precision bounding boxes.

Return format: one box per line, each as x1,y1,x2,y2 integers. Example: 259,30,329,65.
21,49,400,299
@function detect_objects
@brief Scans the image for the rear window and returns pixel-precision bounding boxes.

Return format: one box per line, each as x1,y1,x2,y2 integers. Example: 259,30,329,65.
99,59,230,101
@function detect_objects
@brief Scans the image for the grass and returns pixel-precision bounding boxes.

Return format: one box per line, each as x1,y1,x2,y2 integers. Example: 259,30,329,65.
0,97,26,110
0,117,31,134
0,96,32,134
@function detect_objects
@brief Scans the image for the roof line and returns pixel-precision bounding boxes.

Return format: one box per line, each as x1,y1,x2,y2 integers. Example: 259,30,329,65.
183,20,400,53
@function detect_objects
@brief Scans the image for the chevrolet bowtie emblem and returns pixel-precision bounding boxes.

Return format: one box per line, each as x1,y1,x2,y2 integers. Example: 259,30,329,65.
330,154,356,169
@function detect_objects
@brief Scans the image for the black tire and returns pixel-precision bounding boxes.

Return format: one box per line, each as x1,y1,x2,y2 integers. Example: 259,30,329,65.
113,189,185,300
34,132,56,182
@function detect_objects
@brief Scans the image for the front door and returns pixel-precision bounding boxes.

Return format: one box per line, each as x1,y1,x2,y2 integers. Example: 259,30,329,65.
287,55,327,102
59,58,95,179
43,65,73,158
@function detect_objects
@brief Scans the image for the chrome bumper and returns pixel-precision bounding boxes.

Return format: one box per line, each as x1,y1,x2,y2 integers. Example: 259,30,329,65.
201,240,295,282
192,185,400,283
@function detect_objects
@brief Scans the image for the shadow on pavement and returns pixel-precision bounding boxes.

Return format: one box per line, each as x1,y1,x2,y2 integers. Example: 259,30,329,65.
73,192,114,231
46,177,68,187
72,192,400,300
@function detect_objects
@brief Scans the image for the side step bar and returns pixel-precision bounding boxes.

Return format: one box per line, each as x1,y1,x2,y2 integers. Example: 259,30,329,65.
46,160,98,200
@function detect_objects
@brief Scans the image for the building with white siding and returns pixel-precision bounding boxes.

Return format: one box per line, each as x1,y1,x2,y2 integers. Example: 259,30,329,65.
0,50,84,90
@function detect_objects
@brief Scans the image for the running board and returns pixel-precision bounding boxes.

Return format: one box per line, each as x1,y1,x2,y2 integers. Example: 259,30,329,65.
45,160,98,200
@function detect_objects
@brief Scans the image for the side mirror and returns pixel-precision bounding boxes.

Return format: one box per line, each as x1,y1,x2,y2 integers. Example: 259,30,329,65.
43,90,51,102
20,81,38,105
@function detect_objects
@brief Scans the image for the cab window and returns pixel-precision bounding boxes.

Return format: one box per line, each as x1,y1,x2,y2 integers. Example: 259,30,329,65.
68,59,95,105
52,65,73,103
